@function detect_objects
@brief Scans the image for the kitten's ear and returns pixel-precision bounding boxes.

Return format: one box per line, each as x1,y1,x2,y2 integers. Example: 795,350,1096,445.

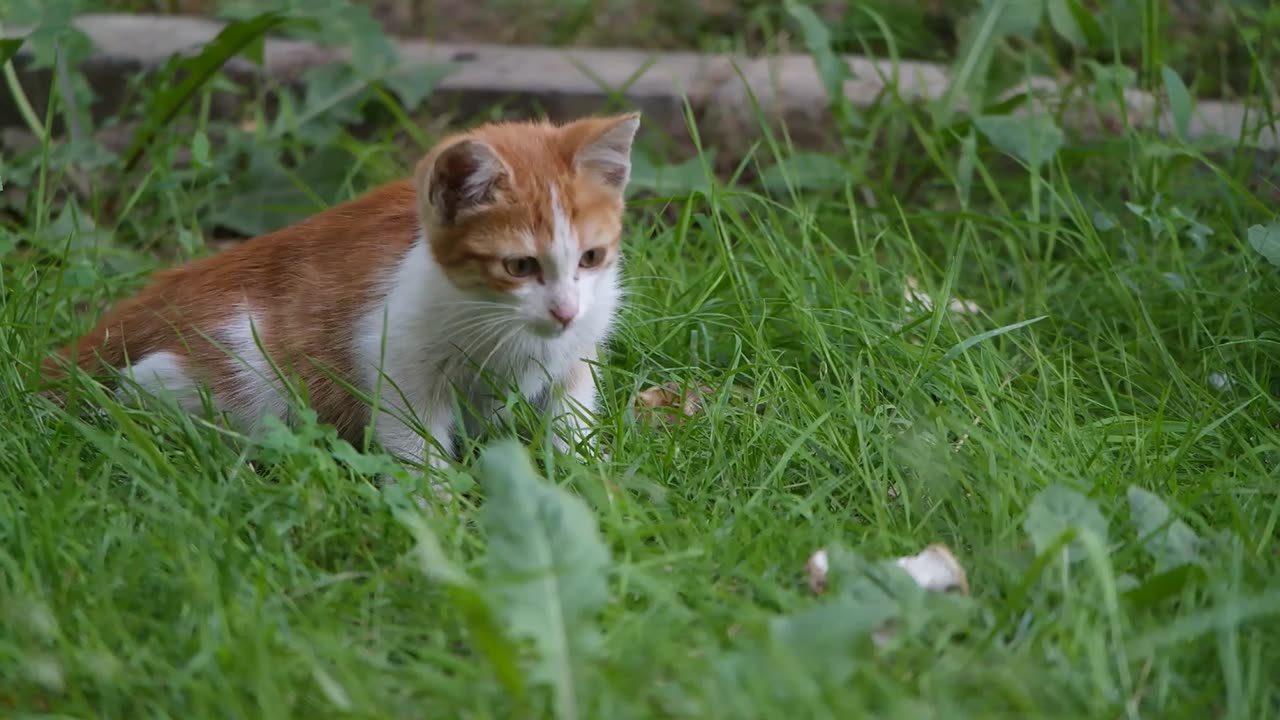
572,113,640,192
418,139,510,225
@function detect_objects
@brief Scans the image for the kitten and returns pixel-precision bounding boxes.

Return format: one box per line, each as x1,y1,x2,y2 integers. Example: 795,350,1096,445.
43,113,641,483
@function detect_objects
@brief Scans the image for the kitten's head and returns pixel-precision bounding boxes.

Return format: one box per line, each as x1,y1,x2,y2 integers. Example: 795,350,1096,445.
415,113,639,339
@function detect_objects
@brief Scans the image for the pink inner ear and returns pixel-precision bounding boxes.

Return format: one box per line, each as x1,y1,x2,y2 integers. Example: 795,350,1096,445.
429,140,507,224
575,116,640,190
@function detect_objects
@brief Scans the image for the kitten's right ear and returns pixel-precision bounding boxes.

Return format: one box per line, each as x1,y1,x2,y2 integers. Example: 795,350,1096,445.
417,139,510,225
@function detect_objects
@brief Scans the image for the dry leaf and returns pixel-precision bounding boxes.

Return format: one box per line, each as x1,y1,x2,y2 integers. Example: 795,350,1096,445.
805,547,829,593
634,382,712,424
894,544,969,595
903,275,935,312
903,276,984,316
804,543,968,596
947,298,983,315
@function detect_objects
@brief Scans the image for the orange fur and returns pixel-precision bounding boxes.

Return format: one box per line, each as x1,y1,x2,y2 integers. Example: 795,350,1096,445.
44,113,641,448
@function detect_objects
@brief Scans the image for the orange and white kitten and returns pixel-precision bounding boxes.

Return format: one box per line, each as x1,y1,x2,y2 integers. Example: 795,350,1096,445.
45,113,641,477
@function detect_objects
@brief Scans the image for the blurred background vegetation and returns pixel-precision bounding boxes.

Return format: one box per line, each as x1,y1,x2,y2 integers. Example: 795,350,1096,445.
74,0,1280,99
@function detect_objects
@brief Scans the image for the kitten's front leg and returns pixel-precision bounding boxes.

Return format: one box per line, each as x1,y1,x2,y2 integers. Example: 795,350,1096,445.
374,406,456,503
548,352,607,461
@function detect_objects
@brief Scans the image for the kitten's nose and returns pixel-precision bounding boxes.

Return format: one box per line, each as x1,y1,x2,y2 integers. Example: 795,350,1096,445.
549,305,578,327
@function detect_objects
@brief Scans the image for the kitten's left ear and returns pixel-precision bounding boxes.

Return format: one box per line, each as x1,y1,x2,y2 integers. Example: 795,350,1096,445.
572,113,641,192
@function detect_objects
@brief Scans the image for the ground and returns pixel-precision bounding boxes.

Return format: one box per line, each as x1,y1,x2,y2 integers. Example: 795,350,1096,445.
2,2,1280,719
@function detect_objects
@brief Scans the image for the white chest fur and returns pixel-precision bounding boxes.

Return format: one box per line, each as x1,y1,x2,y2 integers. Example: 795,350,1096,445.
352,236,619,470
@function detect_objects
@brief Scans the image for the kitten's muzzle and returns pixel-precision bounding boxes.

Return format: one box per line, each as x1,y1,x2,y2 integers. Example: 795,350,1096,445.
549,304,578,327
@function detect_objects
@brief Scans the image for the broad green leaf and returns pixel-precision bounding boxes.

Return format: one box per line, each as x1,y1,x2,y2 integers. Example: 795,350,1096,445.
123,12,288,172
992,0,1046,36
1086,60,1137,111
1161,65,1193,140
768,597,891,686
787,2,860,130
480,440,610,720
819,545,974,644
1123,563,1205,608
975,114,1064,171
5,0,94,68
293,61,370,132
1127,486,1203,571
786,3,848,104
1063,0,1104,48
1247,224,1280,267
190,130,211,168
390,497,526,699
209,145,352,236
1047,0,1084,46
939,0,1044,119
939,2,1002,122
760,152,847,194
628,151,715,197
332,2,398,77
1024,484,1108,564
0,228,18,256
381,61,458,112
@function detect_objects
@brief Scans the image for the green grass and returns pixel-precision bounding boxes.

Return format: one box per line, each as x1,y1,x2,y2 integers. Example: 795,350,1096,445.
4,3,1280,719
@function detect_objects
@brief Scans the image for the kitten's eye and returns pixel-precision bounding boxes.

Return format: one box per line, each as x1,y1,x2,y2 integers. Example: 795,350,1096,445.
503,256,540,278
579,248,606,268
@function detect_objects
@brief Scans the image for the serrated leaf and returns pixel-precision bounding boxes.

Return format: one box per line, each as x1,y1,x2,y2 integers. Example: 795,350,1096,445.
210,145,351,236
1161,65,1193,140
123,12,288,172
480,440,610,720
1247,224,1280,267
760,152,847,193
975,114,1064,171
381,61,458,112
333,2,398,77
7,0,95,69
1127,486,1203,571
1024,485,1108,564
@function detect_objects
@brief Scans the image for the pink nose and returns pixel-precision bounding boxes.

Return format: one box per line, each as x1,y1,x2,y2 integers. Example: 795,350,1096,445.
549,305,577,326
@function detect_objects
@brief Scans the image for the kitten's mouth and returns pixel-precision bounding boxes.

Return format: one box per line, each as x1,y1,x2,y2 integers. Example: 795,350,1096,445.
530,322,568,338
526,317,575,338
